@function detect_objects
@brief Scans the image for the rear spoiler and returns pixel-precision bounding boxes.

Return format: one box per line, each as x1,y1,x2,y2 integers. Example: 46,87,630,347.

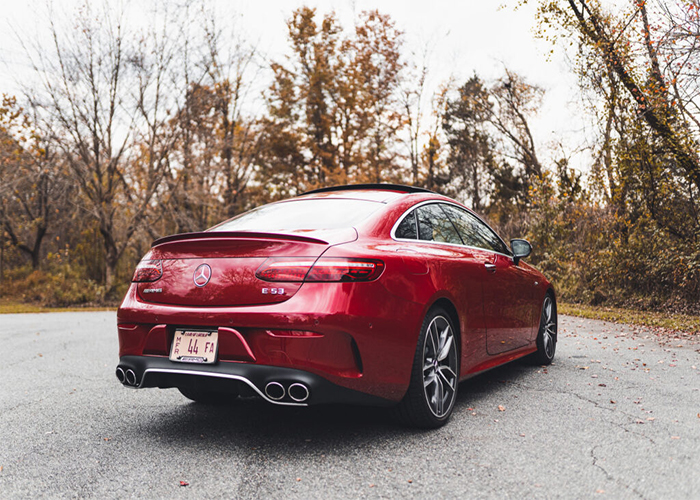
152,231,329,248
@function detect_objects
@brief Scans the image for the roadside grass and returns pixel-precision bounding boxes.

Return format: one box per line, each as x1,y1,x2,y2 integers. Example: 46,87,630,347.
559,302,700,336
0,299,115,314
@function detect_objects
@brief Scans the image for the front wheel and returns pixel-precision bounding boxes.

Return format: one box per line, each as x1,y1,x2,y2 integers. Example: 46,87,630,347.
528,293,557,365
395,307,460,428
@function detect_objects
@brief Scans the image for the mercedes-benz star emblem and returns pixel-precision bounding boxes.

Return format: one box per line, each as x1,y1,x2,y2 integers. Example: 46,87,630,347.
193,264,212,287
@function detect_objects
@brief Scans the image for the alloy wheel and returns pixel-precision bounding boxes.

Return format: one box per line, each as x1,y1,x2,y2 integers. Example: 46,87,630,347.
542,295,556,359
422,315,458,418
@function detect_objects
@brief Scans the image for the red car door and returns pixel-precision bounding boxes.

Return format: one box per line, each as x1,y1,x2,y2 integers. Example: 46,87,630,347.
482,253,538,354
440,204,536,355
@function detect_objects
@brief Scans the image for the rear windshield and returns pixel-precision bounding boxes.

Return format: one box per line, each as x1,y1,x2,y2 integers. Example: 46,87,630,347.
210,198,384,232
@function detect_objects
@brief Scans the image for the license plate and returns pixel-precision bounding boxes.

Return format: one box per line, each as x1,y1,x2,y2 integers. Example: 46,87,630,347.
169,329,218,364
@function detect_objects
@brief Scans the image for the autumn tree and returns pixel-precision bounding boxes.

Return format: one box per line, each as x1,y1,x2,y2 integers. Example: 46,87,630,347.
443,76,495,211
261,7,405,194
23,1,187,291
162,10,263,232
537,0,700,239
0,95,69,269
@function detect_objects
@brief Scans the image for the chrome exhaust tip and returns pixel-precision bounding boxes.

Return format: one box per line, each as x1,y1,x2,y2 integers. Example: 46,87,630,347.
116,367,126,384
288,383,310,402
264,381,285,401
125,369,137,387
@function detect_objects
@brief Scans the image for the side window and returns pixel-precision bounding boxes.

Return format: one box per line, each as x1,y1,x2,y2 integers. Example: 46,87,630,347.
395,210,418,239
441,204,510,255
416,204,463,245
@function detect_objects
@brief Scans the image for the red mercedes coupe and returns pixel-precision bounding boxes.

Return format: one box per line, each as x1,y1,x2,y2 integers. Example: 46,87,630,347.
116,184,557,428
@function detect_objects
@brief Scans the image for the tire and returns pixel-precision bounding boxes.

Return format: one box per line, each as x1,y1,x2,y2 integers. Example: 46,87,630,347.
528,293,557,365
395,307,460,428
177,386,238,405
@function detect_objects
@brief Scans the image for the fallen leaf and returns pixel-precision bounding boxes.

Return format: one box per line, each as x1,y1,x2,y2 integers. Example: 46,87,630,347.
610,400,616,404
179,481,189,487
596,489,605,494
647,417,655,421
369,484,375,488
671,436,680,439
498,405,505,412
407,479,413,483
103,437,111,441
296,478,301,482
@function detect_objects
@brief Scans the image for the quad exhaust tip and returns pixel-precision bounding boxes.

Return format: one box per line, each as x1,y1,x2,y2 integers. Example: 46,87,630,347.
125,369,137,386
288,383,310,402
264,381,310,402
264,381,285,401
116,366,138,386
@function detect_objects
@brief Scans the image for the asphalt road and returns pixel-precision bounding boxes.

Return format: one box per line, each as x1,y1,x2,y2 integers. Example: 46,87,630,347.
0,312,698,499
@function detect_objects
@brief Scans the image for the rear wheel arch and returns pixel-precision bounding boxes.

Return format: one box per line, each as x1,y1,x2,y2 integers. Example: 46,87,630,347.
545,287,557,319
430,298,461,349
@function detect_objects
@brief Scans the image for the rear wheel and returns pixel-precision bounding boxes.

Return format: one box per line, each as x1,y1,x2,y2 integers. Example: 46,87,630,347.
177,386,238,405
528,293,557,365
396,307,459,428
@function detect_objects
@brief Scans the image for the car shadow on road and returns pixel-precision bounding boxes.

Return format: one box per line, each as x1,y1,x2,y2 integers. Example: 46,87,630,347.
129,360,538,455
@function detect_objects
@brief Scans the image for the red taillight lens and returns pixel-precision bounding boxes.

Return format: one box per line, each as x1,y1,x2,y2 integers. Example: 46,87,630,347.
132,259,162,282
256,257,384,282
255,259,316,282
306,258,385,282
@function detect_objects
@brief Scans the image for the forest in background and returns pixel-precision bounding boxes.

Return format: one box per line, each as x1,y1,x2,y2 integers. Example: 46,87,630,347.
0,0,699,313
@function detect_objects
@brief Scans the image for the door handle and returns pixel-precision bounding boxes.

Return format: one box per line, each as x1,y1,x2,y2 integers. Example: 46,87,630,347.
484,263,496,272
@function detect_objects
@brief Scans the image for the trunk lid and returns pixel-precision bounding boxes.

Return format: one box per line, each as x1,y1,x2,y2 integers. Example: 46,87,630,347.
137,230,355,307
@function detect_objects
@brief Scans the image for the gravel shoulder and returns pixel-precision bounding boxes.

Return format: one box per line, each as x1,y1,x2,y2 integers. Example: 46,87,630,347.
0,312,698,499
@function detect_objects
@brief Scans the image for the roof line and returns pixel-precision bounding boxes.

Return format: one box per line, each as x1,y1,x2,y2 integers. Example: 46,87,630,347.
301,183,436,195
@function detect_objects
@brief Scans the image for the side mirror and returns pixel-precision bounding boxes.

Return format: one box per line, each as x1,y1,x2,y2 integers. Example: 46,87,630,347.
510,239,532,265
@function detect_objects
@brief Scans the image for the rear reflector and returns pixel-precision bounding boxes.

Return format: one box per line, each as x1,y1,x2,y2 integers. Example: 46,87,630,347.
132,259,163,282
256,257,384,283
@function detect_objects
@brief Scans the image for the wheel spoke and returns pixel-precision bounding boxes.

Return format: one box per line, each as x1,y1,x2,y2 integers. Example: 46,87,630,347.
429,323,439,357
437,334,453,361
437,366,455,390
438,364,456,380
543,331,552,357
435,375,444,415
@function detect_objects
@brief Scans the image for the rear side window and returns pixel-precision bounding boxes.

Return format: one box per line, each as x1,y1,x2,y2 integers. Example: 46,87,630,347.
441,204,510,255
395,211,418,239
210,199,383,232
416,204,463,245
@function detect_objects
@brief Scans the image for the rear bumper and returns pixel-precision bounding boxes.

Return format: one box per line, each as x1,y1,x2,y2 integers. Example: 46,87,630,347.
117,355,393,407
117,278,427,402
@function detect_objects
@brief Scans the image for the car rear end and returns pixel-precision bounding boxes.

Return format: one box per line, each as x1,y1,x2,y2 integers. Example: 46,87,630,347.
116,192,431,406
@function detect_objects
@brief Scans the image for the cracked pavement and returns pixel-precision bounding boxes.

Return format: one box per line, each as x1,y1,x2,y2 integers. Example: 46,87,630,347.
0,311,698,498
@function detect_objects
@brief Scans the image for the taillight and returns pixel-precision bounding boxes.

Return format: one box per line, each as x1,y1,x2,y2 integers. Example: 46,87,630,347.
255,259,316,282
132,259,162,282
306,258,384,282
256,257,384,282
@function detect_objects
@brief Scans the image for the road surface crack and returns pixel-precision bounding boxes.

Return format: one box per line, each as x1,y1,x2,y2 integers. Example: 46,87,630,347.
590,445,648,499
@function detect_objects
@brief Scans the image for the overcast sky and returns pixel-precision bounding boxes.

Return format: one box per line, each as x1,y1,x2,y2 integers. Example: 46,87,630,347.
0,0,590,171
